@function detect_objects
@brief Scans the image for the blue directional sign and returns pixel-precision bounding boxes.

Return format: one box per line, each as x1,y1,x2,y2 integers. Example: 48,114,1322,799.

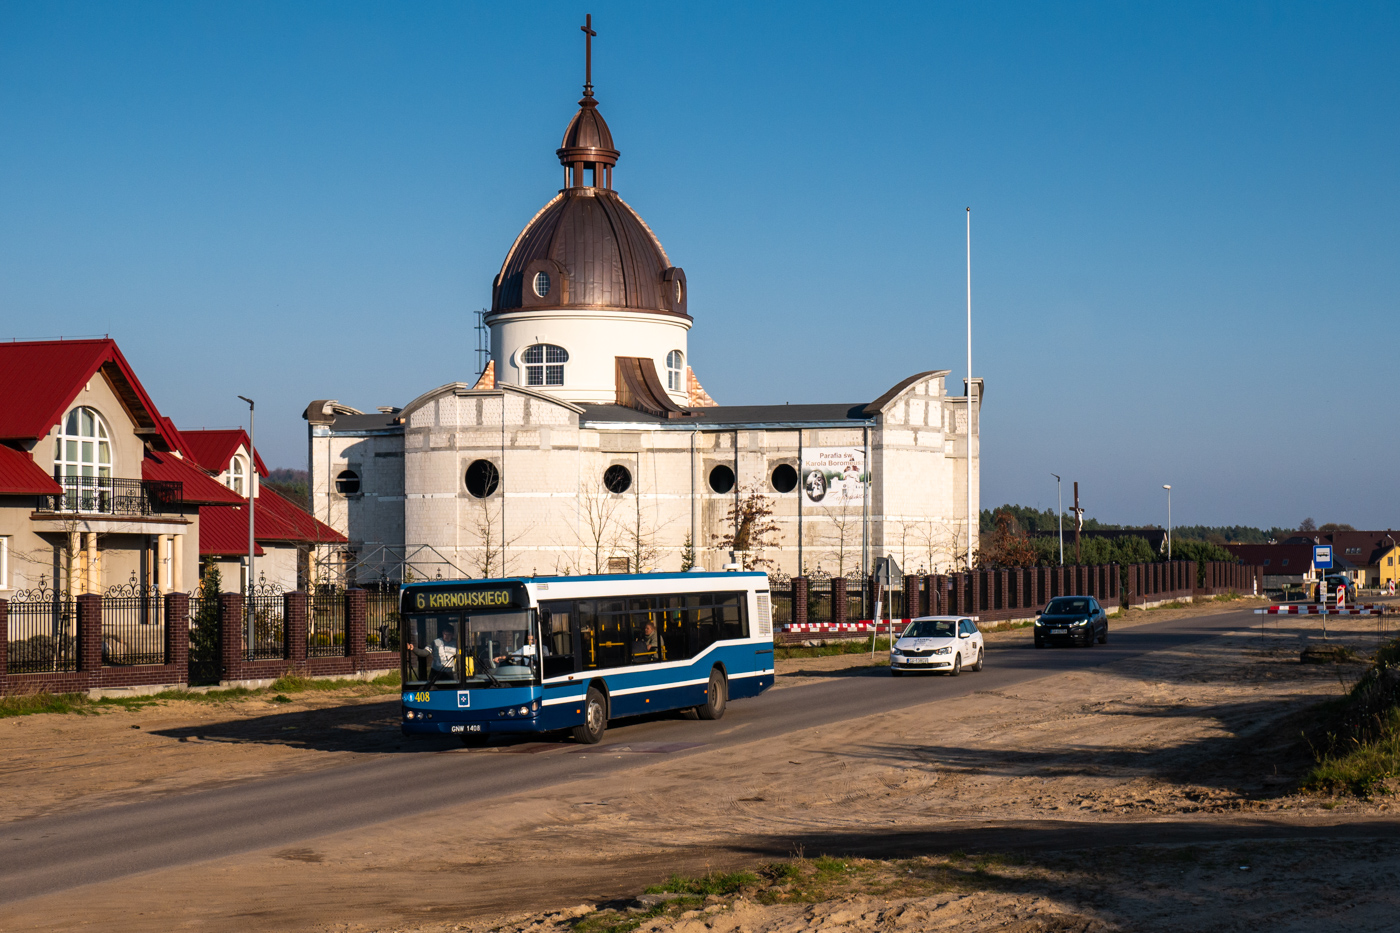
1314,544,1333,569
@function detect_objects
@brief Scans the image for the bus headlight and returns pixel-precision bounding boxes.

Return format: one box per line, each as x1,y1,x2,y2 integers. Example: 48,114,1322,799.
531,701,539,712
519,706,530,716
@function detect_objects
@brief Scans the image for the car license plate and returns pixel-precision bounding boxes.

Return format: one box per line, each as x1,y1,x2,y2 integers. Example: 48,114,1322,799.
1051,628,1067,634
910,657,930,663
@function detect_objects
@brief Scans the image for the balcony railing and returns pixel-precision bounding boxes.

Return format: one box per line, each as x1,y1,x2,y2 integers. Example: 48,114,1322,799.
37,476,183,517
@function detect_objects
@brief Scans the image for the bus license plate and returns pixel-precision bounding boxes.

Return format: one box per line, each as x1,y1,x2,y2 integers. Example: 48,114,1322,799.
450,725,481,733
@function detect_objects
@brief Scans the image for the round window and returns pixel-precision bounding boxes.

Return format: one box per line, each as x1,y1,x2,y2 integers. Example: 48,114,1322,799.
771,463,798,494
464,459,500,498
334,470,360,495
603,464,632,494
708,464,735,494
533,271,551,298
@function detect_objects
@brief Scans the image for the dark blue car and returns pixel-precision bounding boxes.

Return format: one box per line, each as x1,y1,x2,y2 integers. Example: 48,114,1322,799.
1034,596,1109,648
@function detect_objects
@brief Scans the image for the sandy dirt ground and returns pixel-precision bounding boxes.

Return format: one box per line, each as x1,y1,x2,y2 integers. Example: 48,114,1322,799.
4,597,1400,932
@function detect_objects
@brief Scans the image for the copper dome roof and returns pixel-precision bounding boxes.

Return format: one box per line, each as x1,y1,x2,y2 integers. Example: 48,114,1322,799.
489,94,688,320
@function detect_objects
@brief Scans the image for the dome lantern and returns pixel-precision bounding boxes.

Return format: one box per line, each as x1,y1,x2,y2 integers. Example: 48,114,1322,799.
557,13,619,190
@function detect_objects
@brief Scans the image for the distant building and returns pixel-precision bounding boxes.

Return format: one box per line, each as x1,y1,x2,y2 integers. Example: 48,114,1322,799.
1275,531,1400,587
1224,543,1318,587
306,56,982,584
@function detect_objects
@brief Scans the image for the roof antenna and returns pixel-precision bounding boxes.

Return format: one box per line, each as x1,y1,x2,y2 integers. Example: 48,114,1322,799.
580,13,596,99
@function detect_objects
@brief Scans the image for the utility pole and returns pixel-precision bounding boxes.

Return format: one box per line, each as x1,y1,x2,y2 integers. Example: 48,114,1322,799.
1073,482,1082,565
1052,473,1063,566
237,395,255,660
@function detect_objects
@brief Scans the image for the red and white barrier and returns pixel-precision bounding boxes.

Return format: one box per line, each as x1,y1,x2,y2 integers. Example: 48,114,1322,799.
1255,605,1383,615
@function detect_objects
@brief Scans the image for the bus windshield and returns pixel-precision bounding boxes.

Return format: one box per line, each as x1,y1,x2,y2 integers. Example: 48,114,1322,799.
403,611,538,688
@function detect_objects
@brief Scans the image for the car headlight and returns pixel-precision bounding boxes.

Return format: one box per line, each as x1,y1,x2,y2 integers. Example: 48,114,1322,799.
932,646,951,656
1073,619,1089,626
890,648,903,657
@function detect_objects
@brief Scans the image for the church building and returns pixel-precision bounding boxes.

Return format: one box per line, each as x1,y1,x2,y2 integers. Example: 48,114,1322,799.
306,32,980,584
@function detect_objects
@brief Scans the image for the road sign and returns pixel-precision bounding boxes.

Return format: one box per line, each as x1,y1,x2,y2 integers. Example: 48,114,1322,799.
873,556,902,587
1314,544,1333,569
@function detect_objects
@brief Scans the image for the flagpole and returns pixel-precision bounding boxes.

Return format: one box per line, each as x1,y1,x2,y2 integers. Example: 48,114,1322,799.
966,207,973,572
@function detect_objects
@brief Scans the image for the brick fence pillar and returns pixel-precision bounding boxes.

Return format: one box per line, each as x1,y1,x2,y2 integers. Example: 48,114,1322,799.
0,597,8,681
927,575,942,615
285,591,308,667
832,577,848,626
793,577,808,628
219,592,244,682
347,588,368,671
164,592,189,678
903,575,919,620
78,593,102,674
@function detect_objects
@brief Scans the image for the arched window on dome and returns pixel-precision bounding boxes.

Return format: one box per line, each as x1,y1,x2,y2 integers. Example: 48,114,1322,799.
228,456,246,496
522,344,568,387
666,351,684,392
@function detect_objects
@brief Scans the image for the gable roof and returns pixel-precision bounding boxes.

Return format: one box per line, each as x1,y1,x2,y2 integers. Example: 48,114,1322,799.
0,339,179,449
257,486,347,545
141,449,246,506
178,429,269,476
1225,544,1315,569
198,504,265,557
0,444,64,495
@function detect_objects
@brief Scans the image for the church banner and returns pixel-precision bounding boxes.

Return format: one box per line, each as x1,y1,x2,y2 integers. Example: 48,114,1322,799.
800,447,867,507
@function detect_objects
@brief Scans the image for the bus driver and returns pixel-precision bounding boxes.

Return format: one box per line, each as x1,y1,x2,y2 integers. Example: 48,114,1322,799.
407,624,458,686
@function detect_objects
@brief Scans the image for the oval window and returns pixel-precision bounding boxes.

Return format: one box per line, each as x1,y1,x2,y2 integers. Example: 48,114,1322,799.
334,470,360,495
533,271,551,298
708,464,735,494
674,279,683,304
464,459,500,498
603,464,632,494
771,463,798,494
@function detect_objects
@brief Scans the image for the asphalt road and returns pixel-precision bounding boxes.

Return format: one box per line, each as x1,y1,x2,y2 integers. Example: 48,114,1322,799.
0,608,1259,905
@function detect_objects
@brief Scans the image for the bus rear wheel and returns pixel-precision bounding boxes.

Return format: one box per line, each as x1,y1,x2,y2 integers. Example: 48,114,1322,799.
696,669,727,721
572,687,607,744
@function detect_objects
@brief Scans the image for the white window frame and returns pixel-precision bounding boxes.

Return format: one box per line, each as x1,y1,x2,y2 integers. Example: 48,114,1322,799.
666,350,684,392
228,456,245,496
54,406,113,479
521,344,568,387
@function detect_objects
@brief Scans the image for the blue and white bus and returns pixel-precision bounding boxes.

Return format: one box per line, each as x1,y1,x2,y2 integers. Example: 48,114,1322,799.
399,572,774,743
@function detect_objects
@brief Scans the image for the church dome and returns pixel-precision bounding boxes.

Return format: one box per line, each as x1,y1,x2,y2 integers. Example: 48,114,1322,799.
489,91,687,320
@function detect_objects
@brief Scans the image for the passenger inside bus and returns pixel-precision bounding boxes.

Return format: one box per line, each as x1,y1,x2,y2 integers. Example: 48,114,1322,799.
632,619,659,662
406,622,458,686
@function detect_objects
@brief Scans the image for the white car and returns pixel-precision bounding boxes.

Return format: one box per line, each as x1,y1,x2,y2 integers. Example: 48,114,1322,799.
890,616,984,676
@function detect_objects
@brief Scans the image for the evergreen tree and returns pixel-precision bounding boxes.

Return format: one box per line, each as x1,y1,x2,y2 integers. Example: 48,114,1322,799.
679,533,695,572
189,564,222,686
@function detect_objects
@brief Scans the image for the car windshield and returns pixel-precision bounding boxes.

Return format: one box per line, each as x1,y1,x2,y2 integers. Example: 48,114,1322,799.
403,611,538,688
902,619,957,639
1044,598,1091,615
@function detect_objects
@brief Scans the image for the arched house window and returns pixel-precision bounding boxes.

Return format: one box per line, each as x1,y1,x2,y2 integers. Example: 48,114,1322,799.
666,350,684,392
228,456,246,496
55,407,112,479
54,407,113,511
521,344,568,387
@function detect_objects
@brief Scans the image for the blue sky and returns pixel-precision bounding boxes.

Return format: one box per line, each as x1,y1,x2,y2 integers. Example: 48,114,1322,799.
1,2,1396,529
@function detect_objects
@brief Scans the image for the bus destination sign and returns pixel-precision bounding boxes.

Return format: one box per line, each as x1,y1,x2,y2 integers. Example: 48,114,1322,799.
403,582,527,613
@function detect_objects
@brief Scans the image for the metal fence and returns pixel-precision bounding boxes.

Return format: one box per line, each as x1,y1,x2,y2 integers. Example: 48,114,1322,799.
366,590,400,653
7,598,78,673
101,595,166,665
308,591,345,658
246,594,285,661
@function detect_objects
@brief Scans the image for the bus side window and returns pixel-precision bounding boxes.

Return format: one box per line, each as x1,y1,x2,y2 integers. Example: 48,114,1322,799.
691,594,719,656
658,595,690,662
594,599,629,669
716,593,747,640
539,600,577,678
577,599,599,669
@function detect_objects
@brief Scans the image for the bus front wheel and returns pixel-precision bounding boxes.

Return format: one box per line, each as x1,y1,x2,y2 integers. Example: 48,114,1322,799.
696,669,727,721
572,687,607,744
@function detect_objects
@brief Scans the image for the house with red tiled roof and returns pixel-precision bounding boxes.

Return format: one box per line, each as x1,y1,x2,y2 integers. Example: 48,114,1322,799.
0,337,347,599
0,338,243,597
179,428,345,592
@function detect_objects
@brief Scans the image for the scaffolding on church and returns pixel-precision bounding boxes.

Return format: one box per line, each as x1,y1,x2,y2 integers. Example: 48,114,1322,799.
313,544,472,588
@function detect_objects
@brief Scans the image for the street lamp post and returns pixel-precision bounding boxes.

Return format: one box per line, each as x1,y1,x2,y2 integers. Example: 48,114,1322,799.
238,395,255,660
1162,485,1172,560
1051,473,1064,566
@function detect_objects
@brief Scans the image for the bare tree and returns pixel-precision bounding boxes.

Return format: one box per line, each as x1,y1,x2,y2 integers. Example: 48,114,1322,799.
817,501,862,577
572,483,624,575
466,495,529,578
714,488,782,571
